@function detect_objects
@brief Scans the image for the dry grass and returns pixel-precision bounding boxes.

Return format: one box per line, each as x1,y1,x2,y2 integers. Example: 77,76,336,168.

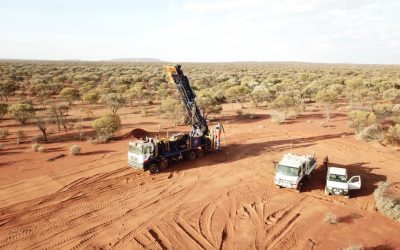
70,144,81,155
37,146,46,153
374,181,400,222
31,143,40,152
323,212,338,224
341,244,364,250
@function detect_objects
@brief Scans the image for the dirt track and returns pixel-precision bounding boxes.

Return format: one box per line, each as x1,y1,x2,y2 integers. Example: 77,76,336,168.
1,105,400,249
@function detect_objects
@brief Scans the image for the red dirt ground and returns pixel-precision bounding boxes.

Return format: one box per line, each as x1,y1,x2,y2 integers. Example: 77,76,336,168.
0,103,399,249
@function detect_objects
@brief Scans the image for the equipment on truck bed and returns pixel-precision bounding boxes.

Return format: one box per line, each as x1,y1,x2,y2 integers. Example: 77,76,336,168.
128,65,224,174
274,153,317,192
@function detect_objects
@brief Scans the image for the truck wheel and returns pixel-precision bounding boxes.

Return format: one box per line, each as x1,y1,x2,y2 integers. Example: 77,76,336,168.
196,149,204,158
159,159,168,171
185,151,197,161
148,164,159,175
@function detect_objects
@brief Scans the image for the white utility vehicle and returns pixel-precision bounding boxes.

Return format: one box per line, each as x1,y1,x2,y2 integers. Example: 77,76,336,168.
274,153,317,192
325,167,361,197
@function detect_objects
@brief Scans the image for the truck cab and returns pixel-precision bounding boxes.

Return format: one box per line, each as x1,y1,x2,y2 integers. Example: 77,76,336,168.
128,140,155,170
325,166,361,197
274,153,317,192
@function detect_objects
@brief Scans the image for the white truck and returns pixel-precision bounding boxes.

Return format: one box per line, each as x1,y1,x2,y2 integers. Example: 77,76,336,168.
274,153,317,192
325,166,361,197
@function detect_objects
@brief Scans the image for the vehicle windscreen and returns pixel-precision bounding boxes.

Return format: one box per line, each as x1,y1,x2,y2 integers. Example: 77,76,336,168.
329,174,347,183
129,145,143,154
276,164,300,177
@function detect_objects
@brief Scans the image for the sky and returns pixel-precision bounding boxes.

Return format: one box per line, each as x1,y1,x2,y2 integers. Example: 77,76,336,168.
0,0,399,64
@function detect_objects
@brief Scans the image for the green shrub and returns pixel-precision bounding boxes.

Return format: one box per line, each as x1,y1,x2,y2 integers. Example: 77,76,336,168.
92,113,121,141
8,103,36,125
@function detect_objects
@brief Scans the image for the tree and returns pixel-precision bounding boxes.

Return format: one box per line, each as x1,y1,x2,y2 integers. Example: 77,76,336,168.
83,90,100,104
60,87,80,105
126,83,149,109
315,89,339,122
8,103,36,125
196,89,223,119
35,112,51,143
0,103,8,121
225,85,250,108
270,94,298,119
0,82,17,101
101,93,126,114
50,104,69,133
250,86,274,108
92,113,121,140
159,97,185,127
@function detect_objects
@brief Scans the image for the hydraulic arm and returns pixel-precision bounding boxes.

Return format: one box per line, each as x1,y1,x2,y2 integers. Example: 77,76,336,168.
164,65,209,137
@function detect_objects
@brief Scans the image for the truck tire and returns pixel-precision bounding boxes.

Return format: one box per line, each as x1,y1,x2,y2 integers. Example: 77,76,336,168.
148,163,159,175
159,159,168,171
196,149,204,158
185,150,196,161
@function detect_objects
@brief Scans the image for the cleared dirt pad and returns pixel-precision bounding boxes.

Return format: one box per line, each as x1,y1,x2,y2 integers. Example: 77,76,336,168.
0,104,400,249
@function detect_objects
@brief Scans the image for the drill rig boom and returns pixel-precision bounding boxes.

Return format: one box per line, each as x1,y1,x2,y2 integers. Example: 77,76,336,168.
164,65,209,137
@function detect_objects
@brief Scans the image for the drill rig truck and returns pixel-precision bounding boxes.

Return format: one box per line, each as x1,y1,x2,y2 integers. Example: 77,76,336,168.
128,65,224,174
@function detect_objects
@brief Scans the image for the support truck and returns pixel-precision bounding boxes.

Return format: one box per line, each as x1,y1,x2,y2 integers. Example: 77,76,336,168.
274,153,317,192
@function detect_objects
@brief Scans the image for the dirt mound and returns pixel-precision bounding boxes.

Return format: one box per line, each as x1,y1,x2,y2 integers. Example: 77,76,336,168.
122,128,155,140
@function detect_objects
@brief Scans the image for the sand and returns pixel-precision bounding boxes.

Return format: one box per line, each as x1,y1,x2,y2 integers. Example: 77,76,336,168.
0,103,399,249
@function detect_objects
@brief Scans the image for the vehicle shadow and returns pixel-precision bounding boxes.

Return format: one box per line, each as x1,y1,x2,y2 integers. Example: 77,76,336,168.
302,161,387,198
80,150,115,156
160,132,352,174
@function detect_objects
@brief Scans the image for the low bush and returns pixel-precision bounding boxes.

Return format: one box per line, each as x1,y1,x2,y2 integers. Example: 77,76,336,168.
323,212,338,224
32,143,40,152
374,181,400,222
37,146,45,153
0,143,5,149
386,124,400,145
70,144,81,155
17,130,25,144
271,112,285,124
355,124,383,142
0,129,9,140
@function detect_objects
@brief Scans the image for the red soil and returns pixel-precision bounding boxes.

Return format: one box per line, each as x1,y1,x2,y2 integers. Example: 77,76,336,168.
0,103,399,249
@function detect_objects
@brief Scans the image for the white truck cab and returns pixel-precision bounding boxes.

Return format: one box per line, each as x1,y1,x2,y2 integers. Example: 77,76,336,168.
274,153,317,192
325,166,361,197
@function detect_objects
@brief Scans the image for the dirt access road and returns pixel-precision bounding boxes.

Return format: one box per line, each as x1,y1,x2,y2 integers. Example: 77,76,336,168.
0,105,400,249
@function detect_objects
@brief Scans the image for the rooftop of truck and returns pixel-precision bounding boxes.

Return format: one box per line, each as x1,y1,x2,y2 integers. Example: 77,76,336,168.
328,167,347,176
279,153,313,169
